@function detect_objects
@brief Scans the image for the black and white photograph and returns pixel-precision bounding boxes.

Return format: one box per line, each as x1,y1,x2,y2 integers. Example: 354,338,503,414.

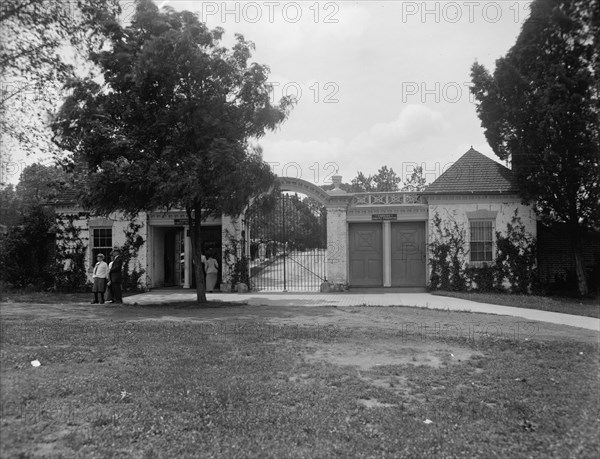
1,0,598,457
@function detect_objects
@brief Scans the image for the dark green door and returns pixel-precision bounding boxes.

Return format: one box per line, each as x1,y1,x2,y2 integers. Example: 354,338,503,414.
349,223,383,287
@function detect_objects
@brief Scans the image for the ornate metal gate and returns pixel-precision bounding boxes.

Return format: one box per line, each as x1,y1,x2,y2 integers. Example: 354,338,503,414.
247,192,327,291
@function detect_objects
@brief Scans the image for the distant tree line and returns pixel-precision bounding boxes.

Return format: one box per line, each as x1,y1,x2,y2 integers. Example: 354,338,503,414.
322,165,429,193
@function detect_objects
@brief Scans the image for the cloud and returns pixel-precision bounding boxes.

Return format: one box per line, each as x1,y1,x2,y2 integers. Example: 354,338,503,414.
373,104,444,145
193,2,371,53
348,104,444,158
258,104,447,185
259,137,345,185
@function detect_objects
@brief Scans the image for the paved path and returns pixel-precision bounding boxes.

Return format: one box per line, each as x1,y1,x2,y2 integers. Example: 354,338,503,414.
124,290,600,331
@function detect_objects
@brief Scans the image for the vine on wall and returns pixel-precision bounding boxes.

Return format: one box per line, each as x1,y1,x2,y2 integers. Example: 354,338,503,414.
54,214,89,291
429,210,537,294
119,221,146,292
494,210,538,294
222,229,250,289
428,212,467,291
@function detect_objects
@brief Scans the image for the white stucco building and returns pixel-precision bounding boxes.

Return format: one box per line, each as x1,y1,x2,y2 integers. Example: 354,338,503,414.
53,148,537,291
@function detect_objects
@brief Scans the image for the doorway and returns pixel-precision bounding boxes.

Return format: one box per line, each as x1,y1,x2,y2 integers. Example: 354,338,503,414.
163,228,185,287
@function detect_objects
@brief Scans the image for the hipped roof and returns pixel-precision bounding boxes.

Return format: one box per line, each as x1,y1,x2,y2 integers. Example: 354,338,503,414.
424,147,518,194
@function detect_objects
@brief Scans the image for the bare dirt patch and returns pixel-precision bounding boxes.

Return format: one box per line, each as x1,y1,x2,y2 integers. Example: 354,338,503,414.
304,339,483,371
302,338,485,412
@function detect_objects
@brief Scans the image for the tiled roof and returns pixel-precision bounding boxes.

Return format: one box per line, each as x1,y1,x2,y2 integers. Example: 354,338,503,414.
46,188,80,206
424,147,518,194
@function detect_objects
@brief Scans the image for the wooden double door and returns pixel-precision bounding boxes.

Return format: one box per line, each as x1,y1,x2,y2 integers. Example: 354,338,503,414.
349,222,426,287
390,221,426,287
348,223,383,287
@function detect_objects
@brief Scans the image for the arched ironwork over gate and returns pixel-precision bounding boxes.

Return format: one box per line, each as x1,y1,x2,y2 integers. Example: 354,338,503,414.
246,177,330,291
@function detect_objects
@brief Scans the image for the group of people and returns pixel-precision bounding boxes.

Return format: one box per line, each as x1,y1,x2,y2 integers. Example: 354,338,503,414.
91,248,123,305
92,248,220,301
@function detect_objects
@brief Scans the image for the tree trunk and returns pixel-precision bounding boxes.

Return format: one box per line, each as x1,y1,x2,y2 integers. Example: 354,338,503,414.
187,205,207,303
573,235,588,297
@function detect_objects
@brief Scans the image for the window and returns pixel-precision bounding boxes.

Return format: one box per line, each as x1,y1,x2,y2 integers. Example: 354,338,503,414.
470,220,493,262
92,228,112,263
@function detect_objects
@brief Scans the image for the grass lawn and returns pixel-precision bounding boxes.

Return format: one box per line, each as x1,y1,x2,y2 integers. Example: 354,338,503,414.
1,308,598,458
432,291,600,318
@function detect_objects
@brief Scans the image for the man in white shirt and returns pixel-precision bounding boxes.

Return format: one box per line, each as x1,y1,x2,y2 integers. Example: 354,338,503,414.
91,253,109,304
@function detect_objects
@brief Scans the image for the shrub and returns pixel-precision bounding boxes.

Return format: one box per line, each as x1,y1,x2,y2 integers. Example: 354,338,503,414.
465,263,497,292
428,212,466,291
495,210,537,294
223,230,250,288
120,221,146,292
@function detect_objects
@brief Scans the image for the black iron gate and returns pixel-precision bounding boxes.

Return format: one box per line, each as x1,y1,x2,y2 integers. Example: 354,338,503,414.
247,192,327,291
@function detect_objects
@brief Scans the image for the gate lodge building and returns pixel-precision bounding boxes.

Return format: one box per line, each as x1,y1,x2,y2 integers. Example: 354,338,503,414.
54,148,538,291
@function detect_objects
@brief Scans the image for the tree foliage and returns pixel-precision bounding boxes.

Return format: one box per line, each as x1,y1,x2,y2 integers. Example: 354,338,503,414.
15,163,67,207
0,204,54,289
248,192,326,253
350,166,401,192
0,163,67,229
470,0,599,295
0,185,21,228
0,0,121,163
0,163,71,290
51,0,293,302
401,165,428,191
1,0,120,88
349,172,374,192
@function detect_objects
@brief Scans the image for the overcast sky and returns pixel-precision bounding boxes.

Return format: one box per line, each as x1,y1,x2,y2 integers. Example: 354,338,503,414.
5,0,532,186
158,0,531,187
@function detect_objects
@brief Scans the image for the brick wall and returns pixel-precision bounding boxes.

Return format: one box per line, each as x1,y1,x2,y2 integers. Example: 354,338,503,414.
536,222,600,286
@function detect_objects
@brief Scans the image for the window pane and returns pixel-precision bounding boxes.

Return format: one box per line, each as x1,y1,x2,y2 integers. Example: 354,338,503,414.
470,220,493,262
93,228,112,249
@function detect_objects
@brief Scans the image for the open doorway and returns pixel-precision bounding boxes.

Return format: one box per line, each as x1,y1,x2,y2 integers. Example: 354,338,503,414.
163,228,185,287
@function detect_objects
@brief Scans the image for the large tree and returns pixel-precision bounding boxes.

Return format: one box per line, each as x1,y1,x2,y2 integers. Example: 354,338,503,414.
470,0,600,295
52,0,293,302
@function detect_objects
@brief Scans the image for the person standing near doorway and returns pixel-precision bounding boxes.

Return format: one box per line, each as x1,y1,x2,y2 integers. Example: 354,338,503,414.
105,258,114,303
91,254,109,304
108,248,124,304
205,251,219,293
